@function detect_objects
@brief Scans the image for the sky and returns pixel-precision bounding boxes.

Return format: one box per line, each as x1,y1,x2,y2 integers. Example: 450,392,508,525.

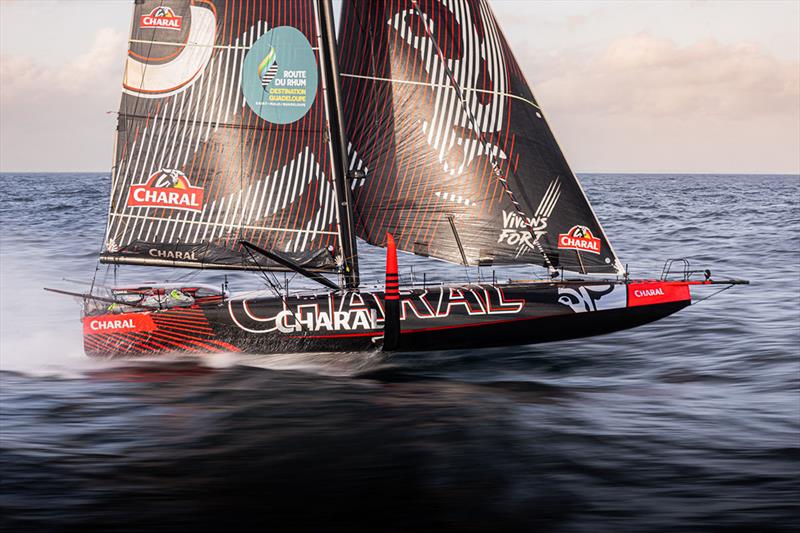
0,0,798,174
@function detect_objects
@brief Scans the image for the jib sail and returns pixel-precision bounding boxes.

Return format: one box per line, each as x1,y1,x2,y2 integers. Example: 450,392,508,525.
102,0,356,274
339,0,622,274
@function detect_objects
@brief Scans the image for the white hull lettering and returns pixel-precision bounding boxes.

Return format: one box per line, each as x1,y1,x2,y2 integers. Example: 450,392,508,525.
633,288,665,298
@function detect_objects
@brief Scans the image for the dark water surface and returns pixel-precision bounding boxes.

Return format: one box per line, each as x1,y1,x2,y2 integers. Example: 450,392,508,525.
1,173,799,531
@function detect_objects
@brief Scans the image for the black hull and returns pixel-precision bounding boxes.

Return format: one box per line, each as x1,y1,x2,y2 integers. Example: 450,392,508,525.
393,300,689,351
82,280,696,357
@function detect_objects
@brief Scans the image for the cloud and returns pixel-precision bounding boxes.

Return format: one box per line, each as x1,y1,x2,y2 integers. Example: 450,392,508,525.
0,28,126,171
1,27,125,100
527,32,800,118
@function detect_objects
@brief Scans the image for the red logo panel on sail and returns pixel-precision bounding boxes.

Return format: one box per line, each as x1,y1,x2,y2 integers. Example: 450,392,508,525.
83,313,157,335
140,6,183,30
627,282,691,307
558,225,601,254
127,169,204,212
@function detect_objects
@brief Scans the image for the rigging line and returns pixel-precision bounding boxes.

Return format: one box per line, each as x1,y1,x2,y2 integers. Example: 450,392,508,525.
109,2,162,261
409,0,555,273
692,283,735,305
243,246,284,299
241,247,304,329
340,73,541,111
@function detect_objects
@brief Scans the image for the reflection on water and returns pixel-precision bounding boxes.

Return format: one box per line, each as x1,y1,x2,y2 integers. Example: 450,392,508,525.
1,174,799,531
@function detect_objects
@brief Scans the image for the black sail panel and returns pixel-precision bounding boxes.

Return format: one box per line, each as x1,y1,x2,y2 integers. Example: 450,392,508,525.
103,0,344,271
339,0,622,274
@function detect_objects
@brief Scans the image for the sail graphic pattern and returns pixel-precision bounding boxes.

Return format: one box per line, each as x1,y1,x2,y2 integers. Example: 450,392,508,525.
340,0,622,274
103,0,343,270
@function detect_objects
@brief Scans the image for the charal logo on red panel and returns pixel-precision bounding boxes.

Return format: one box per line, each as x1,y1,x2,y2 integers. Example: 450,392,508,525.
139,6,183,30
558,225,601,254
83,313,157,335
627,283,691,307
127,169,204,212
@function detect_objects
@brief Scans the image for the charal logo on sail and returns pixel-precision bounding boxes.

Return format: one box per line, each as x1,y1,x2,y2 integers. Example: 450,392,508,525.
558,225,601,254
140,6,183,30
127,169,204,212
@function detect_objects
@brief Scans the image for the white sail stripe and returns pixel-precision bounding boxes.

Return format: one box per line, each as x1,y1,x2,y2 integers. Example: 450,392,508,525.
233,36,245,110
319,178,332,240
539,181,558,218
171,79,202,242
539,182,558,220
263,158,281,217
217,195,236,241
242,25,256,107
267,160,289,215
485,0,506,131
194,55,217,152
429,58,448,147
107,133,141,240
224,36,240,122
347,143,357,171
255,167,271,221
198,199,215,242
150,94,182,243
165,90,185,168
534,180,556,216
218,194,236,241
109,212,338,235
542,182,560,218
202,53,224,142
228,190,243,235
178,61,214,240
141,97,178,243
298,216,313,252
116,118,157,239
244,181,262,224
282,156,299,210
214,42,233,131
312,0,344,252
133,104,169,242
543,182,562,218
288,148,306,209
310,186,325,244
182,67,207,166
437,88,459,168
208,195,229,241
299,150,311,197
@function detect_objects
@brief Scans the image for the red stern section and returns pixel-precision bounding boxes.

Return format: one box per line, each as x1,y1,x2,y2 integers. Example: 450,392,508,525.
627,282,691,308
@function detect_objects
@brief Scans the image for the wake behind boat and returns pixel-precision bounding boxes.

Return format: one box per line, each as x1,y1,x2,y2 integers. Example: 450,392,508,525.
49,0,746,357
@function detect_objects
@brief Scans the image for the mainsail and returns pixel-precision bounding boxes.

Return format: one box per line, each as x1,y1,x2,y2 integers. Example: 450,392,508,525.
339,0,623,274
102,0,358,277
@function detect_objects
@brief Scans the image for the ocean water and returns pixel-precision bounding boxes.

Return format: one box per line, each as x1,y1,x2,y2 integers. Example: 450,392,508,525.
1,173,798,531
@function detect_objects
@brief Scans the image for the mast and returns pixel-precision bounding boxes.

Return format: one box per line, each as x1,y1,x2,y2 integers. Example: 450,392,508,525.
317,0,360,289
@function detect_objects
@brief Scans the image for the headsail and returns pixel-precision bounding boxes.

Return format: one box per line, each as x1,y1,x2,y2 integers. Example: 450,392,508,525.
102,0,355,274
339,0,623,274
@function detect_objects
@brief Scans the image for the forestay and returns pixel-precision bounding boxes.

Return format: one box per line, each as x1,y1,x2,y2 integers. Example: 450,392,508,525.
102,0,348,271
339,0,623,274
